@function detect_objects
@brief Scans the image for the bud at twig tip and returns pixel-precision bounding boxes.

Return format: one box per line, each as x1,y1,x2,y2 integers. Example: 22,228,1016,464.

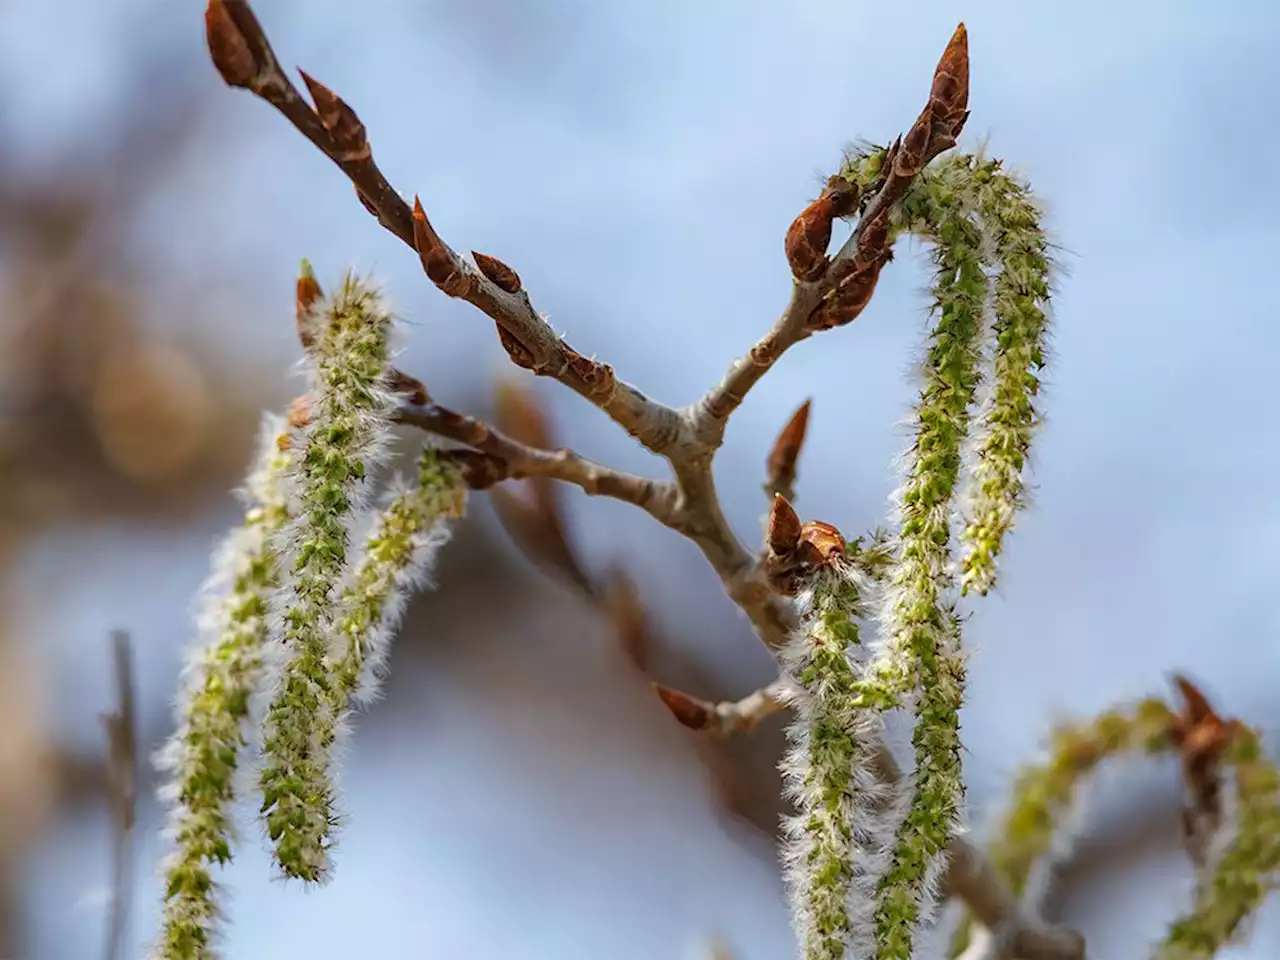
766,399,811,500
205,0,262,89
652,683,714,732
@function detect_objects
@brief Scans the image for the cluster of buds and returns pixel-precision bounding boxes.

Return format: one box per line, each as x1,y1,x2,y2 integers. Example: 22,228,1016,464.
764,494,847,596
783,23,971,335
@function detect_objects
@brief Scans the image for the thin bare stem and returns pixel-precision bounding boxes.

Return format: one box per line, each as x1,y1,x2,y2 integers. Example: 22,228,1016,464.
397,402,677,520
103,630,137,960
653,678,791,736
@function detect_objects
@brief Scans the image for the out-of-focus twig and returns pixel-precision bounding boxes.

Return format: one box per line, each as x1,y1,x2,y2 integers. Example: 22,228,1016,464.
101,630,137,960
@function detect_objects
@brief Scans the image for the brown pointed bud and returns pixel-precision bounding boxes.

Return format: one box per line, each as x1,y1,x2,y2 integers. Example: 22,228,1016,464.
473,252,522,294
896,102,934,179
298,69,371,162
765,502,846,595
854,209,890,268
286,394,310,430
767,494,802,558
386,368,429,406
496,326,537,370
653,683,714,732
565,350,617,399
1172,674,1218,729
822,265,884,329
295,258,323,349
929,24,970,141
1167,674,1244,825
412,196,473,298
604,566,649,672
785,196,835,282
440,450,509,490
784,178,862,282
205,1,274,90
765,399,811,501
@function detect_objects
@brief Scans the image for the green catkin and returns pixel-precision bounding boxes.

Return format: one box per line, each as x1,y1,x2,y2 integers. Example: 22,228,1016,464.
155,415,291,959
948,698,1174,957
868,162,990,960
959,159,1053,597
781,562,882,960
329,448,467,707
1156,730,1280,959
258,274,397,882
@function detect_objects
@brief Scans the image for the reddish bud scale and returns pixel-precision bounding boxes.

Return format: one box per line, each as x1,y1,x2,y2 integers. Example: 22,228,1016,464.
496,327,537,370
785,195,836,282
765,495,846,595
784,178,861,282
653,683,714,731
473,252,522,294
929,24,971,143
563,349,617,400
205,1,260,88
298,70,371,162
766,399,812,495
412,197,473,298
767,494,803,556
895,103,934,179
295,267,323,350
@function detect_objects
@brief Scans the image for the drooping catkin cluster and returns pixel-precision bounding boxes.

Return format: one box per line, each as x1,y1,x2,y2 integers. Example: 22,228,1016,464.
812,146,1053,957
866,158,990,959
154,268,470,957
778,551,888,960
258,273,400,882
1157,728,1280,959
155,414,292,959
948,698,1175,957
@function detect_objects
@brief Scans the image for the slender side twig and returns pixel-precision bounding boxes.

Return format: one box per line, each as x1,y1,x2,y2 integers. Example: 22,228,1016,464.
652,678,792,737
396,402,677,522
103,630,137,960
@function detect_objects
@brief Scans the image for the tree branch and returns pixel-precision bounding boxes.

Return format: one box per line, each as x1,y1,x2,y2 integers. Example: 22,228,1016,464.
396,401,677,520
205,0,687,457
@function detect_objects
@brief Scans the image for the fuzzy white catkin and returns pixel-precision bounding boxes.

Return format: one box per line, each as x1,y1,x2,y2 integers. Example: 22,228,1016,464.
779,560,902,960
329,447,467,715
257,273,401,883
154,413,291,960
